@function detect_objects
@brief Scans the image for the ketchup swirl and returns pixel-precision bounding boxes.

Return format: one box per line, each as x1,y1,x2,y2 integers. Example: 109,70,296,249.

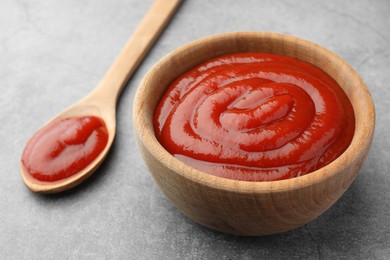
154,53,355,181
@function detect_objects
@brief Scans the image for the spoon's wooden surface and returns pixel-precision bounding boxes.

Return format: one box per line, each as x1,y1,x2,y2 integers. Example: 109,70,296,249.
21,0,181,193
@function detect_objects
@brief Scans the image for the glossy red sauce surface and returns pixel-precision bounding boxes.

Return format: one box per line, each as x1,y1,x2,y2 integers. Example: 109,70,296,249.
154,53,355,182
21,116,108,182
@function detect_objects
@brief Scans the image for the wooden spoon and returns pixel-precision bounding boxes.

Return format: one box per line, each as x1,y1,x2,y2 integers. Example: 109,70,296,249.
20,0,181,193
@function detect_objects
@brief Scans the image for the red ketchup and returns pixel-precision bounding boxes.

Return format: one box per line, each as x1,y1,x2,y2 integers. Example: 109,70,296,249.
154,53,355,181
21,116,108,182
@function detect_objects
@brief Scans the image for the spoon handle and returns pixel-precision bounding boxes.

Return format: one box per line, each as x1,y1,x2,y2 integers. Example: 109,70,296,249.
91,0,182,104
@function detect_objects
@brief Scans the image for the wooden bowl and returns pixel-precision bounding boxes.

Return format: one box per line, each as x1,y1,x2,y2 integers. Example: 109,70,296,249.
133,32,375,236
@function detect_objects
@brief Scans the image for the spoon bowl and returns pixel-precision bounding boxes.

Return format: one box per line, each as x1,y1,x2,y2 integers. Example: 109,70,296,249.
20,93,116,193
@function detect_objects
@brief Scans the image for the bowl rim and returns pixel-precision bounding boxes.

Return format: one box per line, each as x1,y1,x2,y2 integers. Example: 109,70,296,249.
134,31,375,194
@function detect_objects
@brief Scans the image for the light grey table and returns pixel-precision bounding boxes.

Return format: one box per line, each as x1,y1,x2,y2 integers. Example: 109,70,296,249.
1,0,389,259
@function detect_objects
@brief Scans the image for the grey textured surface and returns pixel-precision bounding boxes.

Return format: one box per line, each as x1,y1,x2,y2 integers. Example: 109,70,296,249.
1,0,389,259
